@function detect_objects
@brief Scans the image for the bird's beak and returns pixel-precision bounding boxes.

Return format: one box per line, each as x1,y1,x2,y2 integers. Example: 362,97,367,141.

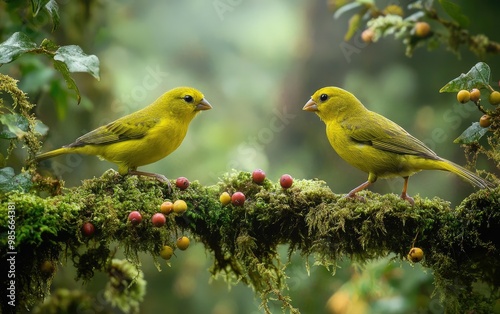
196,98,212,111
302,99,318,112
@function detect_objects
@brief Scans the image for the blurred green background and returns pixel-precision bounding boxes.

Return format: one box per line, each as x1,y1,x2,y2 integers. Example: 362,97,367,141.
2,0,500,313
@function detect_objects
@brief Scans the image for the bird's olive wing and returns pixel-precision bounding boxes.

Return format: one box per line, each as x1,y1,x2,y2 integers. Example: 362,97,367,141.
67,113,160,147
344,113,439,159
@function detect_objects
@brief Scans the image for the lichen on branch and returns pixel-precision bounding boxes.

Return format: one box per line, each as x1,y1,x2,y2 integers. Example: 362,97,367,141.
1,169,499,313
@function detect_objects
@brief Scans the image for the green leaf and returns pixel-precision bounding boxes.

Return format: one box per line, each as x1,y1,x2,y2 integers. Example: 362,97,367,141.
35,119,49,136
53,60,82,105
438,0,469,27
333,2,363,20
453,122,489,144
439,62,490,93
54,45,100,80
40,38,59,51
0,32,38,65
31,0,50,16
0,114,30,139
345,13,362,41
44,0,60,31
404,11,425,22
0,167,33,193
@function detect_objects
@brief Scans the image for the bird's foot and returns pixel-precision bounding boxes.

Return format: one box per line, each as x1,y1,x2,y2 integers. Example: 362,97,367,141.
400,192,414,206
344,193,366,202
129,170,172,191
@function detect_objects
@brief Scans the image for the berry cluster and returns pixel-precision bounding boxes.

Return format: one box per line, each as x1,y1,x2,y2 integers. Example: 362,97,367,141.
219,169,295,208
457,88,498,128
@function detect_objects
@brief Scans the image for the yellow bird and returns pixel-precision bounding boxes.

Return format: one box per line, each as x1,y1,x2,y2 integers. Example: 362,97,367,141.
37,86,212,183
303,86,494,204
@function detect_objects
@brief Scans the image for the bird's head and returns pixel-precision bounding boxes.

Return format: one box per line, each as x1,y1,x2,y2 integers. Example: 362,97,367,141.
160,86,212,120
302,86,365,123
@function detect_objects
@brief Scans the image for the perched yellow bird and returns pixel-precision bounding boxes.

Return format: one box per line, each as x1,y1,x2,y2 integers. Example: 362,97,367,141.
37,86,212,183
303,86,494,204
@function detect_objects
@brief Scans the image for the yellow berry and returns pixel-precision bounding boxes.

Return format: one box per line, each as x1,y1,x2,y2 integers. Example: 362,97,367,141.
414,22,431,38
160,201,173,215
489,91,500,105
457,90,470,104
160,245,174,260
219,192,231,205
407,247,424,263
361,29,374,43
470,88,481,103
479,115,492,128
173,200,188,214
176,236,190,250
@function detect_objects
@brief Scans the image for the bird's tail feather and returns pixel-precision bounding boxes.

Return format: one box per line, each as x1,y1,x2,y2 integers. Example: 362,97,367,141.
36,148,70,161
439,159,495,189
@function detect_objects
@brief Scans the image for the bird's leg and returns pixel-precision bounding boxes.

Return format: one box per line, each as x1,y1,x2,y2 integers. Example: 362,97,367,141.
400,176,414,206
128,169,172,190
346,180,372,201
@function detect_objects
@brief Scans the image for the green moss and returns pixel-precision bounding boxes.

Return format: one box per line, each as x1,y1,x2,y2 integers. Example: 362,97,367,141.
1,170,499,313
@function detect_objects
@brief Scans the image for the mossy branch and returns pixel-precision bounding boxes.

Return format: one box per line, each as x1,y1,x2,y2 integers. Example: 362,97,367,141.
1,170,499,313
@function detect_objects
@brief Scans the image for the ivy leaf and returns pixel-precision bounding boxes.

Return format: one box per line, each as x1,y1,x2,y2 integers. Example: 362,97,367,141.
439,62,490,93
0,32,37,65
53,60,81,105
453,122,489,144
44,0,60,31
54,45,100,80
0,114,30,139
438,0,469,28
0,167,33,193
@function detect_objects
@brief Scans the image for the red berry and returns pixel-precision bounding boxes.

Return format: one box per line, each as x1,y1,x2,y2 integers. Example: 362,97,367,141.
280,174,293,189
176,177,190,190
128,211,142,225
82,222,95,237
252,169,266,184
151,213,166,227
231,192,246,206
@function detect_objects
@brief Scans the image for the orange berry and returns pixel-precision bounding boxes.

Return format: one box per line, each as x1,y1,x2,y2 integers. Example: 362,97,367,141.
479,115,492,128
160,201,173,215
361,29,374,43
414,22,431,37
470,88,481,103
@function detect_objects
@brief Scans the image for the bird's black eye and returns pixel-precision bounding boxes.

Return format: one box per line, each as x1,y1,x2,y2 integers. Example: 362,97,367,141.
319,94,328,102
183,95,194,103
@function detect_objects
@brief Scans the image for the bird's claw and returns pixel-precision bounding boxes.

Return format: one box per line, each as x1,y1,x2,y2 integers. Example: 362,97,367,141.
400,192,415,206
344,193,366,202
128,170,172,192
